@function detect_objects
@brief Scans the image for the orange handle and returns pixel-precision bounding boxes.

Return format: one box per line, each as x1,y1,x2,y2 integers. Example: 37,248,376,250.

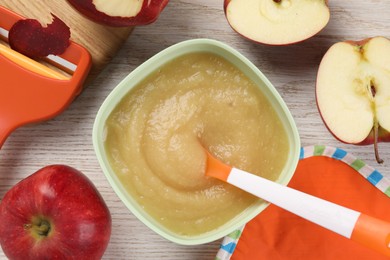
351,213,390,257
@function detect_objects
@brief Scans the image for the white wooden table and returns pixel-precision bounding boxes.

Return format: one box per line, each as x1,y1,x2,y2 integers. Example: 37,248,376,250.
0,1,389,259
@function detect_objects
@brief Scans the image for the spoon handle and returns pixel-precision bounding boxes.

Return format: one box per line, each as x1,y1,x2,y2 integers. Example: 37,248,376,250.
227,168,390,257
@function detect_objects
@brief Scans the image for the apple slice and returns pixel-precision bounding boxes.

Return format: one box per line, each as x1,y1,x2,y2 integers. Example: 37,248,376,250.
316,37,390,163
224,0,330,45
67,0,170,27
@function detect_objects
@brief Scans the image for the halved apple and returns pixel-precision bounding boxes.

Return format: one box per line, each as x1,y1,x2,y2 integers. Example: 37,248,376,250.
224,0,330,45
316,37,390,163
67,0,169,27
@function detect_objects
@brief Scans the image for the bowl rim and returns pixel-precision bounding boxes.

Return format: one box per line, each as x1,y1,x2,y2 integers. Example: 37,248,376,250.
92,38,301,245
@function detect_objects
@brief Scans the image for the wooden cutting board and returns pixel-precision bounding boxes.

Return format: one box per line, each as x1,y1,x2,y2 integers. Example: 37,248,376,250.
0,1,132,82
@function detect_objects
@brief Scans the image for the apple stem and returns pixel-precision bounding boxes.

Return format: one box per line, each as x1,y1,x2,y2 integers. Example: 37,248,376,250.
369,81,383,164
373,120,384,164
24,219,51,237
273,0,282,3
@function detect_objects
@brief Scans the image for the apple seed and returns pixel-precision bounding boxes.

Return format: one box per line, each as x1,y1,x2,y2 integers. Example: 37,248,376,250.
370,81,376,98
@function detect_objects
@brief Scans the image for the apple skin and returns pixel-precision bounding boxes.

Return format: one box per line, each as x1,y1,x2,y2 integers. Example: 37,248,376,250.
315,37,390,163
0,165,111,259
223,0,330,46
67,0,170,27
358,128,390,145
318,113,390,164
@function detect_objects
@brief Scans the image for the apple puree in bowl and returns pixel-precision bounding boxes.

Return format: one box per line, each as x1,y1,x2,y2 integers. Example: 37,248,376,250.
104,52,289,236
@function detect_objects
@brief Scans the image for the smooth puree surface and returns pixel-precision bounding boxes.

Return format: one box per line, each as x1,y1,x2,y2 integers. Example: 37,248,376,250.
104,52,289,236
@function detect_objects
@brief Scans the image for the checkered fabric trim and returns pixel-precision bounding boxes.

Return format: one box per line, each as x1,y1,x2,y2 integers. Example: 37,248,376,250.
215,145,390,260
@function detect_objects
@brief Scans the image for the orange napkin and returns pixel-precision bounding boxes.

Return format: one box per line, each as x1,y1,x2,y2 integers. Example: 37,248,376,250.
230,156,390,259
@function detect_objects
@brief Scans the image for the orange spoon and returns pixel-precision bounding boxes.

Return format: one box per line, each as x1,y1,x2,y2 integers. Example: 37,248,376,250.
205,150,390,257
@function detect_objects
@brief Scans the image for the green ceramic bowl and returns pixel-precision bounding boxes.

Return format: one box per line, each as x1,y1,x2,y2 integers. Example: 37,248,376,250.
92,39,300,245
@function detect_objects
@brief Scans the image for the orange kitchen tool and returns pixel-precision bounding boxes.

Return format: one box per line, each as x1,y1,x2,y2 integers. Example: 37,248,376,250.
0,6,91,148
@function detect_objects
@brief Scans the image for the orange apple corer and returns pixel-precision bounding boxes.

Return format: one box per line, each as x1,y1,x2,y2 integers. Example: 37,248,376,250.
9,15,70,59
66,0,170,27
224,0,330,45
316,37,390,162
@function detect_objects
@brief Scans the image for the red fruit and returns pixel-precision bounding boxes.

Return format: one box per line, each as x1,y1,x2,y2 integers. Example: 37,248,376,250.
67,0,169,27
0,165,111,260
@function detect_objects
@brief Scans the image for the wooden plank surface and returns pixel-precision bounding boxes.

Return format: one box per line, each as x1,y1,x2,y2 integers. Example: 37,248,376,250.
0,1,390,259
0,0,132,80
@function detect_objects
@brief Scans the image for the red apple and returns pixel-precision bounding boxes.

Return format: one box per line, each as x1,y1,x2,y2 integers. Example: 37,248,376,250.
67,0,170,27
0,165,111,259
316,36,390,163
224,0,330,45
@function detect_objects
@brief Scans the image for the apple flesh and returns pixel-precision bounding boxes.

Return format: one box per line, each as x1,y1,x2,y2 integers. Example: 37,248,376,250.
316,37,390,163
67,0,170,27
0,165,111,259
224,0,330,45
